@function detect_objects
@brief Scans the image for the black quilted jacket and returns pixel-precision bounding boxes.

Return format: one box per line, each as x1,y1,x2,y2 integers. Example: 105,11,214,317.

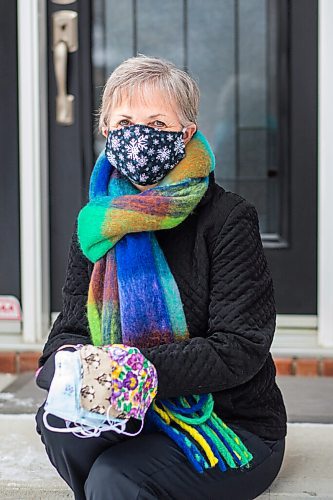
39,171,287,441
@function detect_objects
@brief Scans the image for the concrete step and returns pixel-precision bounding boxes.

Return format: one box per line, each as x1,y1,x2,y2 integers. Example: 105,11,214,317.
0,414,73,499
259,423,333,499
0,415,332,499
1,373,333,498
0,372,333,424
0,486,72,500
1,373,333,423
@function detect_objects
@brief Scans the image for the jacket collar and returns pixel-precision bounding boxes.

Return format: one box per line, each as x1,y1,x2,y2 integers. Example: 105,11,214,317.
195,170,219,209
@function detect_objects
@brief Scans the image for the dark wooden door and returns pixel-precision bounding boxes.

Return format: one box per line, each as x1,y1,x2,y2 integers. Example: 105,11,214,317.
47,0,94,312
0,0,20,301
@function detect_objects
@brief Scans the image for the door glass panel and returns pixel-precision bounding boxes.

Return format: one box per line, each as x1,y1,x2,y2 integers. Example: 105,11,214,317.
92,0,287,241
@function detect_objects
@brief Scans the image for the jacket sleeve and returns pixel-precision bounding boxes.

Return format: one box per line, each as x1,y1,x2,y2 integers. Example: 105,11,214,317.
140,199,276,400
38,218,92,368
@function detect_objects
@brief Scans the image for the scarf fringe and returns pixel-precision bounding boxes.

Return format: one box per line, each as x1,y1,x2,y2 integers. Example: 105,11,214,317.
144,393,253,474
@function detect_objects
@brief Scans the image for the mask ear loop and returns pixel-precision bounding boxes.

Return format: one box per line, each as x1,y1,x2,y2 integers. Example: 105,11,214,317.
65,406,131,439
67,420,102,439
106,402,144,437
43,411,101,438
43,403,145,438
43,410,115,438
119,418,144,437
42,411,95,435
69,415,129,439
65,403,128,439
56,344,83,352
96,404,145,437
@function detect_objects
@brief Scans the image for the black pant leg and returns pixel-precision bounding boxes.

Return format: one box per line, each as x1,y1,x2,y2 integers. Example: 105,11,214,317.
35,402,141,500
83,424,285,500
36,401,285,500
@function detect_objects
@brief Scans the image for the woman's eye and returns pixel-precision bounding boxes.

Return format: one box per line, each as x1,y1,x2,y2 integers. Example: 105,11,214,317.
151,120,166,128
118,119,131,127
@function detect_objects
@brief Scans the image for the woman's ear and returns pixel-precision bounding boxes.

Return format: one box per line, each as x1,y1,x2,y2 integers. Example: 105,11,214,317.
183,123,197,145
102,127,108,138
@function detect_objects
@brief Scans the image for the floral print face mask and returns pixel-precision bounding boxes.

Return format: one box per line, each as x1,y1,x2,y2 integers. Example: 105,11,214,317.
79,344,158,421
105,124,187,186
42,344,158,439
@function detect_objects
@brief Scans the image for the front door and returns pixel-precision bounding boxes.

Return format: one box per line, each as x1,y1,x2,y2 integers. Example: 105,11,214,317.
46,0,318,317
0,1,20,312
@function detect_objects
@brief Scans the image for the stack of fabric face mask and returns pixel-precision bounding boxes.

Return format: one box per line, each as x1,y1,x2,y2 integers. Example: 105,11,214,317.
43,343,158,438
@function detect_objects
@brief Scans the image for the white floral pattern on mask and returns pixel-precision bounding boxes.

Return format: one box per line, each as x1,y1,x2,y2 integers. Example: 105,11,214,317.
105,124,186,186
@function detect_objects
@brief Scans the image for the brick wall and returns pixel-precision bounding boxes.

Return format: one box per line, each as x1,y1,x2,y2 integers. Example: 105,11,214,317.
0,352,333,376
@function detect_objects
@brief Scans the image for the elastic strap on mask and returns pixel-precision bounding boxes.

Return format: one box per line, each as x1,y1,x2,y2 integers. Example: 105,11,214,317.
56,343,83,352
115,419,144,437
105,405,144,437
42,405,144,438
42,410,88,434
43,409,126,437
67,410,144,439
66,419,126,439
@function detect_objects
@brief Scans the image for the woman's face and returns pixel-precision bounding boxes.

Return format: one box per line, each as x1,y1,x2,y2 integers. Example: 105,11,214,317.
102,88,197,191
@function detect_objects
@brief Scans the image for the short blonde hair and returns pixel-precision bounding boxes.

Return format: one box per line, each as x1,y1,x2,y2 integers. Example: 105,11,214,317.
96,55,200,134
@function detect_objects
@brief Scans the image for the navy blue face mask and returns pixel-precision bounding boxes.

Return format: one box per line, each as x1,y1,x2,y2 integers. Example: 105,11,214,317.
105,124,187,186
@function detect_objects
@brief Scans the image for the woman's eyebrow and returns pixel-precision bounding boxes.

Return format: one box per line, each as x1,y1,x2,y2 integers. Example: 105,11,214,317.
115,114,167,119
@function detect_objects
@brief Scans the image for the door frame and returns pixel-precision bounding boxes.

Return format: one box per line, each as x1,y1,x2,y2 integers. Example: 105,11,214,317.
318,0,333,348
7,0,333,350
16,0,50,345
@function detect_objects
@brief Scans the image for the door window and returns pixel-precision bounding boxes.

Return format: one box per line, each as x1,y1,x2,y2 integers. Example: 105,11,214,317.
92,0,288,241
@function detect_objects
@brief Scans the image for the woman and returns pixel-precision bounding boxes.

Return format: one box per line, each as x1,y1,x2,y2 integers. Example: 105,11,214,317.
35,55,287,500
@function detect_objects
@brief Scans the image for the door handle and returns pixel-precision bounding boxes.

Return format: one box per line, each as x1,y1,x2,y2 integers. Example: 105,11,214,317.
52,10,78,125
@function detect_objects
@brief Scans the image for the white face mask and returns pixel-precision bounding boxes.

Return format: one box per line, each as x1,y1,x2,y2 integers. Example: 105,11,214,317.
42,349,141,438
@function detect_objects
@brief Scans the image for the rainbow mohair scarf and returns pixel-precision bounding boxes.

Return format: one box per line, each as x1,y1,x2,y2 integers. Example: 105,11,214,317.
77,130,253,473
